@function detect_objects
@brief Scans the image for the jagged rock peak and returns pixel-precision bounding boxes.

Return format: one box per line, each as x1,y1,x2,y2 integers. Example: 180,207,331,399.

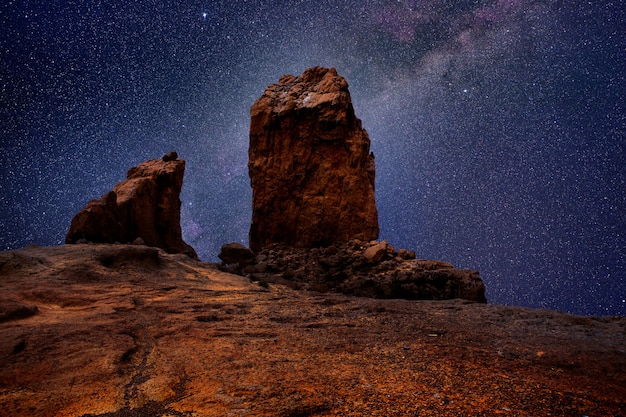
66,152,197,258
255,66,352,116
248,66,379,251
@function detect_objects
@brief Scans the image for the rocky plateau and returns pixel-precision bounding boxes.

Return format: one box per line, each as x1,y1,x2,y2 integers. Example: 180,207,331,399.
1,244,625,416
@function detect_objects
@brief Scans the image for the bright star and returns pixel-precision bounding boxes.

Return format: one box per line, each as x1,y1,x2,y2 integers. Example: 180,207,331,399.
202,12,208,19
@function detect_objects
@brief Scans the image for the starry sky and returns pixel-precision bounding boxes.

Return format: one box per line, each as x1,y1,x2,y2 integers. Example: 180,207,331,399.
1,0,624,316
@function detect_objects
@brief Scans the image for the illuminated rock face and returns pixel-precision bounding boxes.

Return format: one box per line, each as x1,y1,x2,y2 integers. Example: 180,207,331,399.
66,152,197,258
248,66,379,251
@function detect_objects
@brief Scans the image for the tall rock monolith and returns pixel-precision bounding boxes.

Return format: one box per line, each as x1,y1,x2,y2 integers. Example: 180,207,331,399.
66,152,197,258
248,67,379,251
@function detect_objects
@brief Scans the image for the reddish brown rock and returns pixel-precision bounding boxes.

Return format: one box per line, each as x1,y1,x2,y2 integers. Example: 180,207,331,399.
1,244,625,416
363,240,389,263
66,152,197,258
218,242,255,266
248,66,379,251
244,240,487,303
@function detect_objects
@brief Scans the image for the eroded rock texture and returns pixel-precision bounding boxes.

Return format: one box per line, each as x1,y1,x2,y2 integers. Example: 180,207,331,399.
2,244,624,416
221,239,487,303
66,152,197,258
248,66,378,251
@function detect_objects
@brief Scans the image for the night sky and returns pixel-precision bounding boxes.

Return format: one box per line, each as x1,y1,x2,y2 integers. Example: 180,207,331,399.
1,0,624,316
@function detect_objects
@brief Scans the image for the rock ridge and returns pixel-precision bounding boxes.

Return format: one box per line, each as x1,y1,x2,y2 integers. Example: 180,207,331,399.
219,240,487,303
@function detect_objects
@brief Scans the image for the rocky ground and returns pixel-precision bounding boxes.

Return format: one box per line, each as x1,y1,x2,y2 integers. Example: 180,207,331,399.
218,240,486,303
1,244,625,416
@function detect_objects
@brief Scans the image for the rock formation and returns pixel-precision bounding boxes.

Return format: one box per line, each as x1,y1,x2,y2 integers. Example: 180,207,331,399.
218,242,255,266
248,66,379,251
220,239,487,303
240,67,487,302
66,152,197,258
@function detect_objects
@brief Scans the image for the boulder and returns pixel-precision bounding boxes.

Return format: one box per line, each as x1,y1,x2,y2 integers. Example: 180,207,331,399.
218,242,255,265
66,153,197,258
364,240,388,263
248,66,379,251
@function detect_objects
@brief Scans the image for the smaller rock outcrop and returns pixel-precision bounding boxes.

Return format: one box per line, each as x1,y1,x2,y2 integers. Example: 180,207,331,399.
66,152,197,258
218,240,486,303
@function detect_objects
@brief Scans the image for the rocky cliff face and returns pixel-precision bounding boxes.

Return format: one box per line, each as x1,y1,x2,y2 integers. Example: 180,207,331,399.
66,152,197,258
248,66,379,251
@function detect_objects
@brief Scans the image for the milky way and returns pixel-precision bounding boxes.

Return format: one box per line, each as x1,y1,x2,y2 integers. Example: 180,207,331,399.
1,0,624,315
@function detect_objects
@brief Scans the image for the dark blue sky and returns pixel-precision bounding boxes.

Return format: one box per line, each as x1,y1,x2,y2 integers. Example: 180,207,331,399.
1,0,624,315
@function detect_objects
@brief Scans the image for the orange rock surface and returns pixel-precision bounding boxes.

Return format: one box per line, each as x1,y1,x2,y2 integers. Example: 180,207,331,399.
65,152,196,258
248,67,379,251
1,244,624,416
